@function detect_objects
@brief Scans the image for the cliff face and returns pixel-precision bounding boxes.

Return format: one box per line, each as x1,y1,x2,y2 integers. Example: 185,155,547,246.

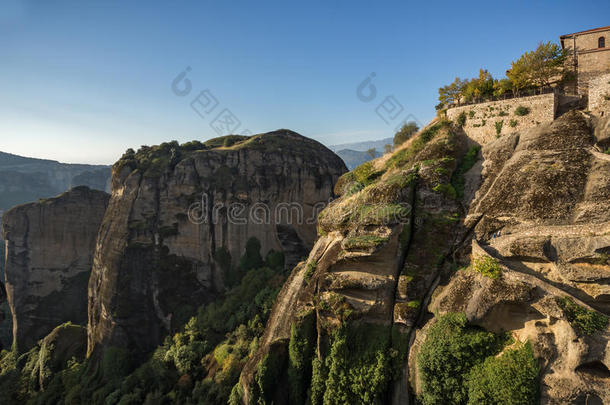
1,186,109,352
239,112,610,404
240,120,468,404
87,130,347,362
412,111,610,404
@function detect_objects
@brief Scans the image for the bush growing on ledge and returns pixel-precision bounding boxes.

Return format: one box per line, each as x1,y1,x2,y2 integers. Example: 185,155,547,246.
472,255,501,279
304,260,317,282
417,313,506,405
466,342,539,405
393,121,419,146
451,145,480,199
556,296,608,335
343,235,388,250
322,323,391,405
495,120,504,136
457,112,467,127
514,106,530,116
288,311,316,404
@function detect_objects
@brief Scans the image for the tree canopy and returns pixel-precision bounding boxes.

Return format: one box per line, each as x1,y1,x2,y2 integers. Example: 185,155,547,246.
437,41,568,107
393,122,419,146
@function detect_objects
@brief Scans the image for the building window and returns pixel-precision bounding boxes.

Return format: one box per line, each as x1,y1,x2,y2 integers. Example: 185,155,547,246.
599,36,606,48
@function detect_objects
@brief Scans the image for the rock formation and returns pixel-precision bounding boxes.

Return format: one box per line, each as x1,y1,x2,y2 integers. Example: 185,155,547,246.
240,119,468,404
238,111,610,404
1,186,109,352
411,111,610,404
87,130,347,363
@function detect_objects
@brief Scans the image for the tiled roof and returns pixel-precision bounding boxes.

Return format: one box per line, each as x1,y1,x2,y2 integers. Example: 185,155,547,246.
560,26,610,38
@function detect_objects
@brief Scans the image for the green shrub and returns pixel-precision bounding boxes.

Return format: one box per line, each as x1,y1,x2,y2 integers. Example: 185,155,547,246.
102,347,131,380
393,121,419,146
304,261,317,282
352,162,383,186
254,351,285,404
468,110,475,118
509,119,518,128
407,300,421,308
417,313,505,405
343,235,388,250
214,246,233,282
498,110,508,117
451,145,480,199
472,255,501,279
556,296,608,335
466,342,539,405
514,106,530,116
288,311,316,404
345,181,364,196
239,237,263,272
495,120,504,136
310,357,327,405
386,121,451,169
432,183,457,199
457,112,467,127
323,324,390,405
265,249,285,270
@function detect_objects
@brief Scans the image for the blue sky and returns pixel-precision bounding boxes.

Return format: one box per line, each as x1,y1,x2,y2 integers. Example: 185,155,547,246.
0,0,608,164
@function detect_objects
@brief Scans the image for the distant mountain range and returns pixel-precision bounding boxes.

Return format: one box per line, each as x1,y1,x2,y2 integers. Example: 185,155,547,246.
0,151,111,213
328,137,393,153
329,137,392,170
332,149,382,170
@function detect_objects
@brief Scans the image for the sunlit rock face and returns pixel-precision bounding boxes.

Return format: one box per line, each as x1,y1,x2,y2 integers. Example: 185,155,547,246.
86,130,346,363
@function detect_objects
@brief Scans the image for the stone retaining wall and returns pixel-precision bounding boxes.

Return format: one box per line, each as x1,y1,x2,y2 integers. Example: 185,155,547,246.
589,73,610,116
446,93,557,144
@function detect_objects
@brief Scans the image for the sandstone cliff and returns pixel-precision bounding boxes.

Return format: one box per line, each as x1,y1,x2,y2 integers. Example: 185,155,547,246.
1,186,109,352
409,111,610,404
87,130,347,363
239,111,610,404
239,119,469,404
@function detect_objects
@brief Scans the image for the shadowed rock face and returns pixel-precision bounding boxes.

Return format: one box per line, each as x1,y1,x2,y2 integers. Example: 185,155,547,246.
1,186,109,352
87,130,347,363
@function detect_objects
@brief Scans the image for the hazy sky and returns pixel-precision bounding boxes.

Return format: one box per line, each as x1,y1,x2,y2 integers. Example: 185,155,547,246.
1,0,608,164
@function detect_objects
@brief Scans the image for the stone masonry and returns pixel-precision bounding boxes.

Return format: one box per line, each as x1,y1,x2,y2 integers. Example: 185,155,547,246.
589,73,610,115
446,93,556,145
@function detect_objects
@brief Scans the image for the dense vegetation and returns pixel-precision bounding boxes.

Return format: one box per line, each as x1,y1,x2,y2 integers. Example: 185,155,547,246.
0,238,286,405
393,121,419,147
450,145,480,199
418,313,539,405
556,296,608,336
250,321,394,405
437,42,568,109
114,135,251,177
471,255,502,279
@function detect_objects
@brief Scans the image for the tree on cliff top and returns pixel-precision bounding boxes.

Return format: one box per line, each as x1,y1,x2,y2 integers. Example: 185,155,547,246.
438,77,467,107
507,41,567,92
393,121,420,146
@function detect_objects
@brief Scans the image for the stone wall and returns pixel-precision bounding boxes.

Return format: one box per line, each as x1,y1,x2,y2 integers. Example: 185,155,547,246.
588,73,610,115
577,50,610,94
446,93,557,144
